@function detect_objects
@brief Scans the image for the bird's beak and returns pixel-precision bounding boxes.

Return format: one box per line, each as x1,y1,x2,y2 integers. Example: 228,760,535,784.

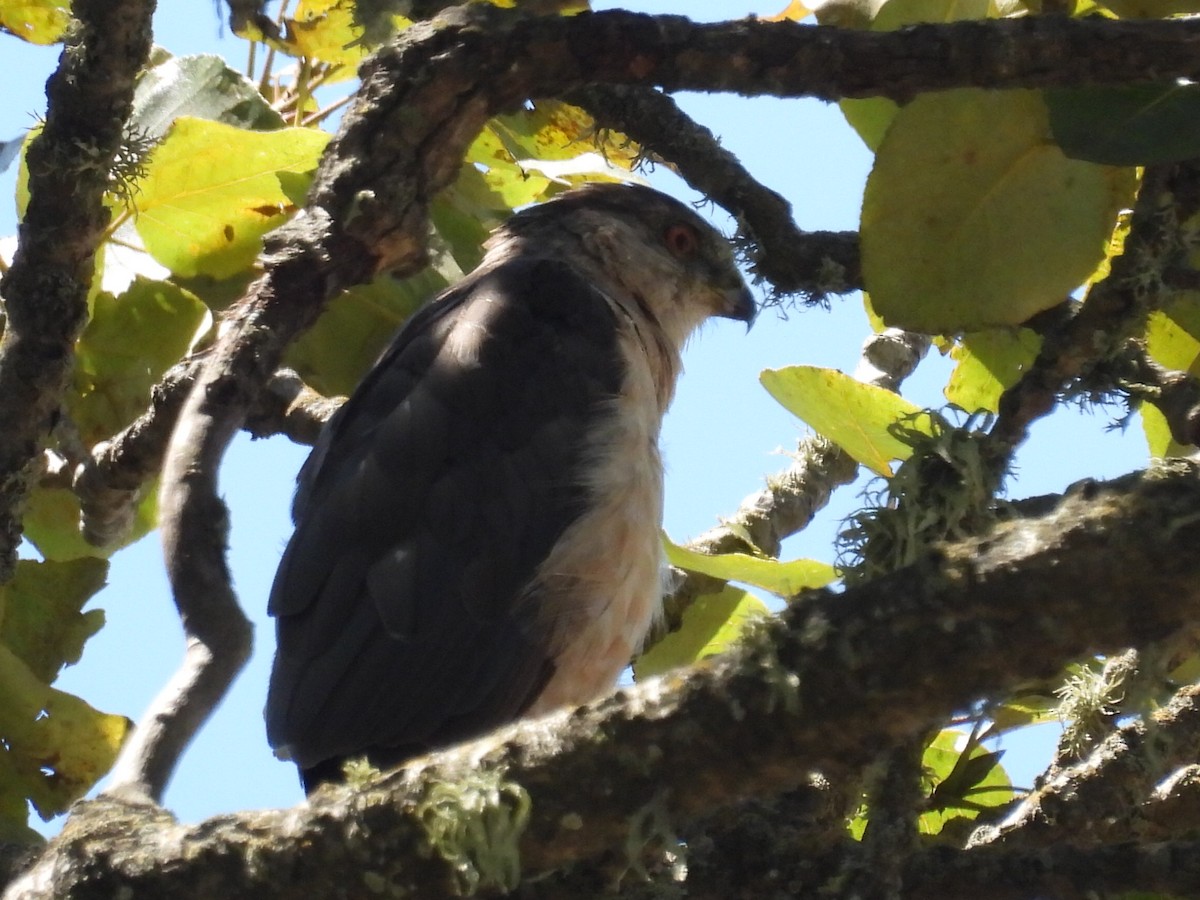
718,285,757,330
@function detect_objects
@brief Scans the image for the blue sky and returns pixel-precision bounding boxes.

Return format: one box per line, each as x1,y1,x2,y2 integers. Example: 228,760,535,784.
1,0,1151,829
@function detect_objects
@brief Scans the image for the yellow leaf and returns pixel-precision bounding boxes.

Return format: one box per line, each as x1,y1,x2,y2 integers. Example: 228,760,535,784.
0,646,130,819
862,90,1137,333
945,328,1041,414
766,0,812,20
634,586,769,680
761,365,938,476
0,0,70,45
664,536,835,599
134,118,329,278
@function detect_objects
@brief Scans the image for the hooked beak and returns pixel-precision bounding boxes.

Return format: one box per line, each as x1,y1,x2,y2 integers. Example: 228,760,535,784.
718,285,758,331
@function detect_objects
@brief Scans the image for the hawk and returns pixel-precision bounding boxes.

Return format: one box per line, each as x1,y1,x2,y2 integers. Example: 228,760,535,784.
266,183,755,790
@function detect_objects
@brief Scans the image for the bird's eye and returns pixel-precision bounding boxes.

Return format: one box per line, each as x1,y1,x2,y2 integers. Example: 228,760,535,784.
663,223,700,258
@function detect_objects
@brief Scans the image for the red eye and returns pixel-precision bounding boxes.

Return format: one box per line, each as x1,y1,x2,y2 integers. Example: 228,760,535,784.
663,223,699,258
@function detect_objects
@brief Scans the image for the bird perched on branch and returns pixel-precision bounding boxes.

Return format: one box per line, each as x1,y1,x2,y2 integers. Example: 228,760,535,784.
266,182,756,791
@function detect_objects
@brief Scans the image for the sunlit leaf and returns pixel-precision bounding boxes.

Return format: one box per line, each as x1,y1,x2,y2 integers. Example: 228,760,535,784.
491,100,638,168
634,585,769,680
840,98,899,152
0,0,70,44
872,0,989,29
0,645,130,819
862,90,1137,333
134,117,328,278
0,558,107,683
285,0,373,65
70,278,210,445
921,730,1012,837
839,0,990,149
1096,0,1200,14
766,0,812,20
1142,301,1200,458
1048,84,1200,166
23,483,158,562
664,535,835,598
761,365,938,476
988,691,1061,734
945,328,1041,414
286,270,439,397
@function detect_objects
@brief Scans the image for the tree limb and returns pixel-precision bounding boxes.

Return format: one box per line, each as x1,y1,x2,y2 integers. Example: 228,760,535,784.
971,682,1200,849
0,0,154,578
13,460,1200,898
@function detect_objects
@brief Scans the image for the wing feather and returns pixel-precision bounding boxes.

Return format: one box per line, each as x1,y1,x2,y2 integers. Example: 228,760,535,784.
266,257,624,772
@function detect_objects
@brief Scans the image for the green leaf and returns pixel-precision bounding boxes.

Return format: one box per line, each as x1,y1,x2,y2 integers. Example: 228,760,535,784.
634,585,769,680
873,0,989,28
0,0,70,44
1142,302,1200,458
70,277,210,445
132,54,285,139
988,691,1061,734
839,0,991,149
134,117,329,278
861,89,1137,333
491,100,637,167
286,270,438,397
0,645,130,819
0,559,129,825
1096,0,1200,14
839,98,900,152
920,730,1013,837
761,365,938,476
1047,84,1200,167
23,482,158,562
282,0,407,67
0,558,107,683
664,536,835,599
945,328,1041,414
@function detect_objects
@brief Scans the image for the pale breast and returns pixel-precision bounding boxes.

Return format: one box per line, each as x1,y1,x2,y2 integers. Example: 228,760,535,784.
523,327,671,714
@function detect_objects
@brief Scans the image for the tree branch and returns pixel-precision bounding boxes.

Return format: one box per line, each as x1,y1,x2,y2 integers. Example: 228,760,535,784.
971,682,1200,849
14,460,1200,898
568,84,861,300
0,0,154,578
107,0,1200,832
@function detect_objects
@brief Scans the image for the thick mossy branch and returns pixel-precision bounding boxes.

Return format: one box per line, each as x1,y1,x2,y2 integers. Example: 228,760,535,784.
0,0,154,578
13,461,1200,899
973,683,1200,849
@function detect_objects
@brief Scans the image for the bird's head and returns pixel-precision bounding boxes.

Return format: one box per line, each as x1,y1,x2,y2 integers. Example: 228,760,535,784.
485,182,756,349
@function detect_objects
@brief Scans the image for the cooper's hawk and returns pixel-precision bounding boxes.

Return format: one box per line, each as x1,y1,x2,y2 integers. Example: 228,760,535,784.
266,183,755,790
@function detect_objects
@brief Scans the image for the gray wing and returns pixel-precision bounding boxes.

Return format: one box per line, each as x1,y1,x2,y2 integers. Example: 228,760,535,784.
265,257,623,781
